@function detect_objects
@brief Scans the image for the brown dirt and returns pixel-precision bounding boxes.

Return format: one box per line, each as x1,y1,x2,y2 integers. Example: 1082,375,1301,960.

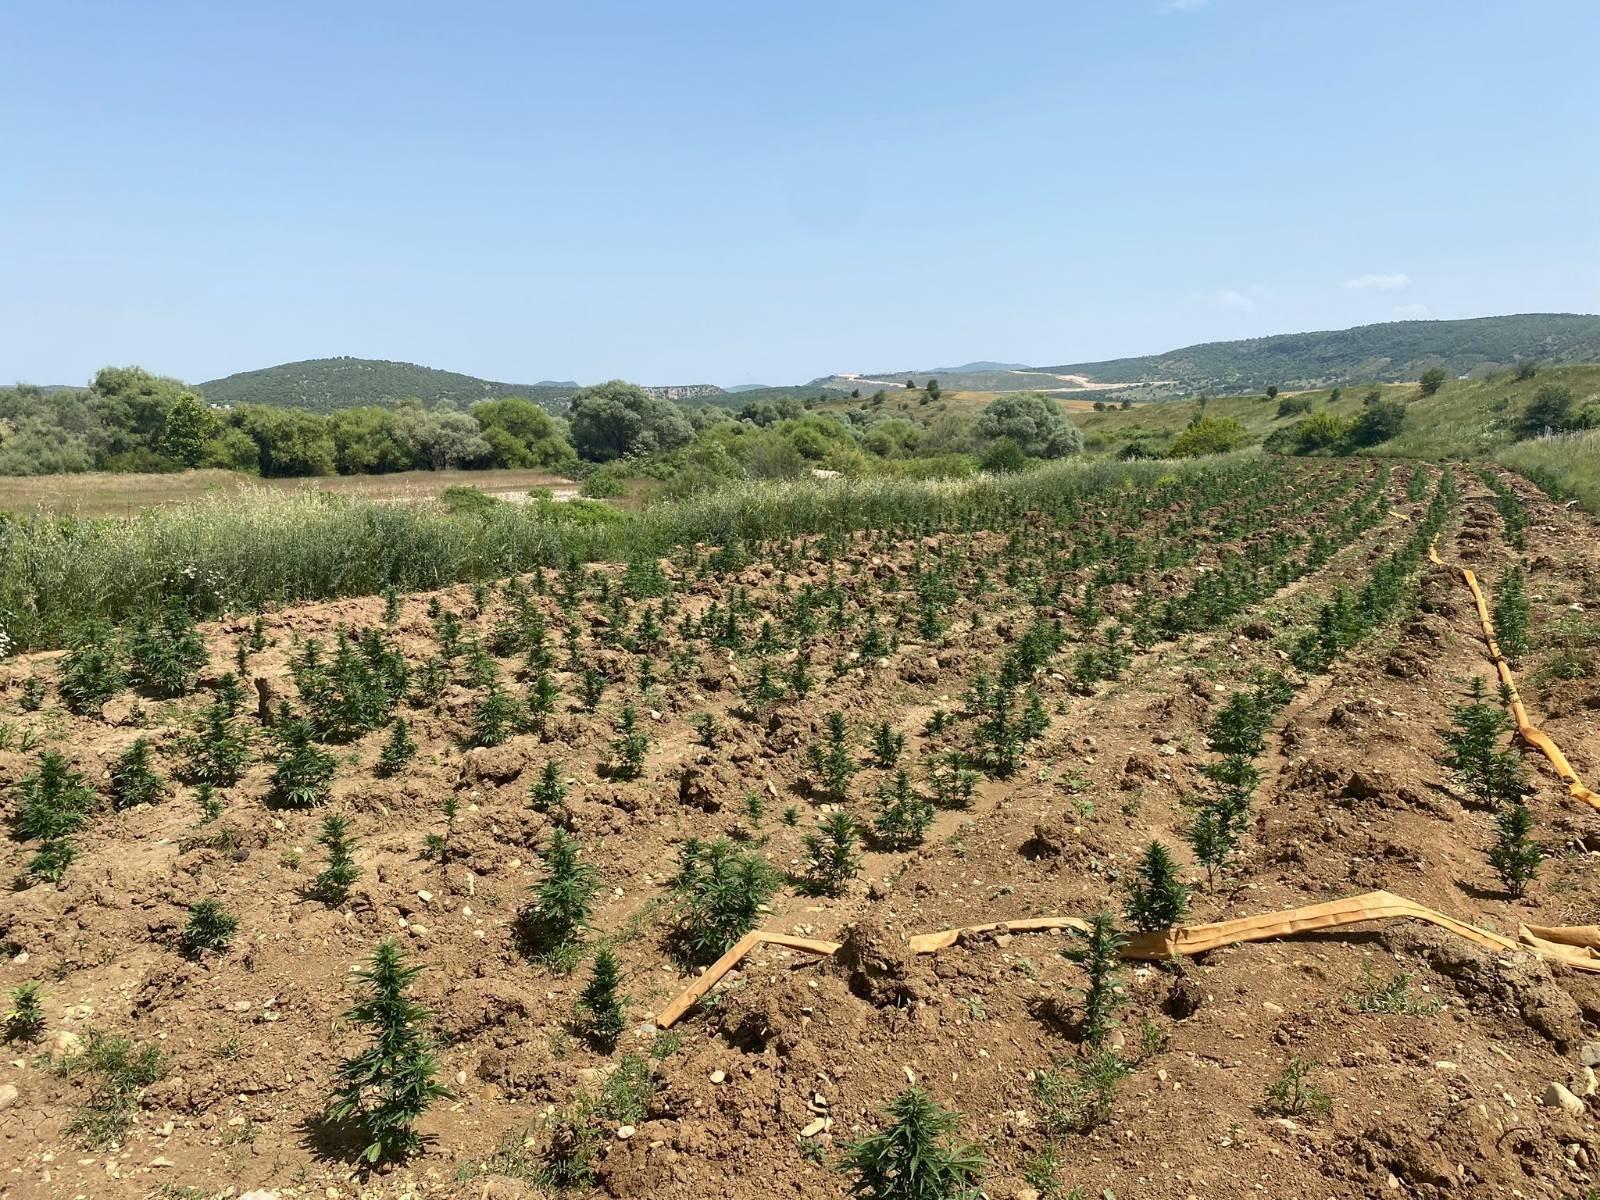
2,462,1599,1199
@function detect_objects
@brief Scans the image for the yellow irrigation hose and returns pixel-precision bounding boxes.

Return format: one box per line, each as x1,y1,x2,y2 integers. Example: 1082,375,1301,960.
654,891,1600,1027
1429,536,1600,809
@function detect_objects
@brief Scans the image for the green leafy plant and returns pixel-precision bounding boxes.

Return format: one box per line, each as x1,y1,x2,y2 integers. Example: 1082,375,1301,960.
1065,911,1126,1047
838,1086,984,1200
805,712,857,800
375,717,418,777
14,750,96,841
1489,799,1544,897
127,597,208,698
470,683,522,748
1491,563,1531,661
872,769,934,851
267,704,336,808
181,898,238,957
1125,840,1189,932
181,695,251,786
576,946,627,1051
519,829,597,962
870,721,906,768
1033,1051,1129,1134
1264,1056,1332,1118
802,810,862,897
4,981,46,1042
311,813,361,905
57,1031,166,1148
59,621,126,714
667,837,780,965
110,737,165,810
328,940,454,1164
530,760,569,813
421,795,459,866
607,703,649,779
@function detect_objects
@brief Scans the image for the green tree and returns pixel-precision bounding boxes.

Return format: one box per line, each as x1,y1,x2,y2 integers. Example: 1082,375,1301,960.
1169,416,1249,458
161,392,218,467
471,397,577,469
567,380,694,462
974,392,1083,460
1418,367,1447,396
329,940,453,1164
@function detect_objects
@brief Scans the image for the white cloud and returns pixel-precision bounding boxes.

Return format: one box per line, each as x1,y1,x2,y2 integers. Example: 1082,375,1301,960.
1343,272,1411,292
1211,287,1260,312
1392,302,1430,319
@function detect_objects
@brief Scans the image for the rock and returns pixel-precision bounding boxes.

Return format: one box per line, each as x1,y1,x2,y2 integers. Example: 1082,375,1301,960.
831,919,932,1008
54,1030,83,1056
616,1124,636,1139
239,1192,281,1200
800,1117,831,1138
0,1083,18,1112
709,1070,726,1084
1542,1082,1585,1116
1580,1042,1600,1068
462,744,526,784
1572,1067,1598,1098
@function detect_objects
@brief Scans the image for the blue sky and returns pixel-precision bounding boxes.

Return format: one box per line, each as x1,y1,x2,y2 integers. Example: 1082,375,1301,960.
4,0,1597,387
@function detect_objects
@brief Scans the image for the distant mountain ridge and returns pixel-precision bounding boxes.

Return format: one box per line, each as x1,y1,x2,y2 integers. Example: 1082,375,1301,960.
198,357,576,412
834,314,1600,397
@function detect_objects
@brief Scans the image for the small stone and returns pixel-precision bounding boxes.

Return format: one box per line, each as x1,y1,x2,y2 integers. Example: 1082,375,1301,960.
800,1117,831,1138
709,1070,726,1084
616,1125,636,1140
1571,1067,1598,1098
1262,1001,1285,1014
54,1030,83,1056
0,1083,19,1111
148,1157,175,1169
1580,1042,1600,1068
1542,1082,1585,1116
417,890,433,903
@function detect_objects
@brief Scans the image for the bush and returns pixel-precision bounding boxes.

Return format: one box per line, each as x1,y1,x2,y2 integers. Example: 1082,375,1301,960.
1292,410,1352,454
974,392,1083,459
1418,367,1447,396
329,940,453,1164
1348,400,1407,447
1524,383,1577,434
1168,416,1247,458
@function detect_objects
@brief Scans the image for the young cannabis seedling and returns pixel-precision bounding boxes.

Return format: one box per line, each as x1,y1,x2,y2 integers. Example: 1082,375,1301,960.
839,1086,984,1200
4,981,46,1042
1264,1056,1332,1118
1490,799,1544,897
576,946,627,1052
1066,911,1127,1048
805,712,857,800
375,717,418,777
311,813,361,905
801,810,862,897
872,770,935,851
181,898,238,958
329,940,453,1164
267,704,336,808
110,738,166,810
1125,840,1190,932
668,837,780,965
519,829,597,963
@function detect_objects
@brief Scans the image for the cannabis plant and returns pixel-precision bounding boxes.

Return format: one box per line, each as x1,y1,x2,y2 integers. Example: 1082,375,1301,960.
839,1087,984,1200
802,810,862,897
668,837,780,965
1125,840,1189,932
311,813,361,905
110,738,165,810
520,829,597,960
375,717,418,776
329,940,453,1163
576,946,627,1051
1066,911,1126,1048
1490,799,1544,897
181,898,238,958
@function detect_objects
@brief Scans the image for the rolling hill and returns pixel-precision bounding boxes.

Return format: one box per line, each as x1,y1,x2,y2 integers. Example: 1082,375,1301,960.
834,314,1600,398
1037,313,1600,394
198,358,577,411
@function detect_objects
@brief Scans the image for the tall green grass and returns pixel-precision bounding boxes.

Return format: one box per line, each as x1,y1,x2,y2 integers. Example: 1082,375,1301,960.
1496,430,1600,516
0,459,1206,650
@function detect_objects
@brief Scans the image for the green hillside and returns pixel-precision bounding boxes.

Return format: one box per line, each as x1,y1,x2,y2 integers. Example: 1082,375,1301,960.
198,357,577,411
1041,313,1600,394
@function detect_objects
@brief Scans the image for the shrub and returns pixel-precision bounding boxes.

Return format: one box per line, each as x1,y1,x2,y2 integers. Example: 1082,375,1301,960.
802,810,862,897
59,622,125,713
127,597,208,697
110,738,165,810
1292,410,1352,454
1348,400,1407,447
1169,416,1247,458
329,940,453,1164
181,898,238,957
1125,840,1189,932
1418,367,1447,396
576,946,627,1051
667,837,780,965
1523,383,1575,433
839,1087,984,1200
311,813,361,905
520,829,597,960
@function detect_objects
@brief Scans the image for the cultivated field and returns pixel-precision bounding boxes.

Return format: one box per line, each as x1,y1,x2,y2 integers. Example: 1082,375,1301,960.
2,460,1599,1199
